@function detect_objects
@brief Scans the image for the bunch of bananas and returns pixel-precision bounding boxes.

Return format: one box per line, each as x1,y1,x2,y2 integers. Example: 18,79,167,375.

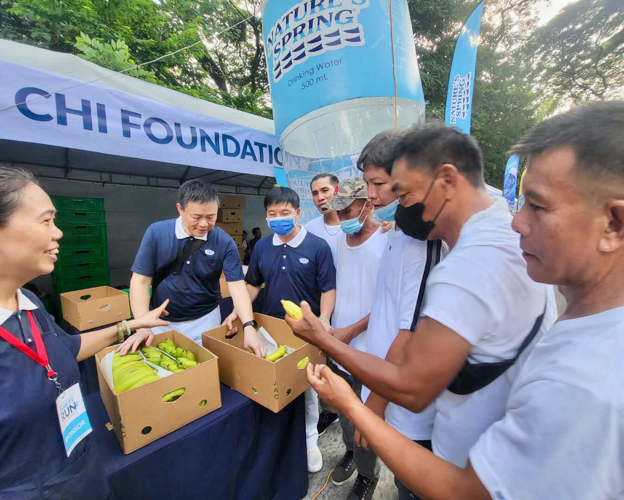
140,338,199,373
112,352,160,393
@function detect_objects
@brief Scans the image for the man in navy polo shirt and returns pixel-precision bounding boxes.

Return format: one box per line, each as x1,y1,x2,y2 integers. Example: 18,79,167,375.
223,186,336,473
119,178,265,357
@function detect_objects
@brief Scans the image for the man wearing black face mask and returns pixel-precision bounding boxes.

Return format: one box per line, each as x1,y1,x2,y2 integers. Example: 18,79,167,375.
284,122,558,472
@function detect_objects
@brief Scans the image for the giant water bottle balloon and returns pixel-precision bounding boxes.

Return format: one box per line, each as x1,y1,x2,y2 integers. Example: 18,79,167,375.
262,0,426,223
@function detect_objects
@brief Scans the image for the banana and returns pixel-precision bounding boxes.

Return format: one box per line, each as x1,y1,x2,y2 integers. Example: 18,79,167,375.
113,362,152,383
174,347,185,358
114,365,154,387
116,368,158,393
165,338,175,347
113,353,142,366
177,358,197,369
296,356,310,369
126,374,160,391
162,388,186,402
184,350,196,362
281,300,303,319
265,345,287,362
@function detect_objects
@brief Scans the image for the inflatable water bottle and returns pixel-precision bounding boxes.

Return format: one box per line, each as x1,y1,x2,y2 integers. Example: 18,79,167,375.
262,0,426,223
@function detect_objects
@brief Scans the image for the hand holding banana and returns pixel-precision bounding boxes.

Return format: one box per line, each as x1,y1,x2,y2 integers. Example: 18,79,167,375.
282,300,329,349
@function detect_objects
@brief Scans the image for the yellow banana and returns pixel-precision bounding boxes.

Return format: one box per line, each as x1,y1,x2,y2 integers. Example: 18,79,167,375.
126,374,160,391
177,358,197,369
281,300,303,319
113,353,142,366
116,368,158,393
296,356,310,369
113,362,151,383
162,388,186,402
265,345,287,362
184,350,196,362
114,365,154,387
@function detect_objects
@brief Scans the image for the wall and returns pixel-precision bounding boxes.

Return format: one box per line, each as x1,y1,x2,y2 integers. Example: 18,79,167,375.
31,177,271,295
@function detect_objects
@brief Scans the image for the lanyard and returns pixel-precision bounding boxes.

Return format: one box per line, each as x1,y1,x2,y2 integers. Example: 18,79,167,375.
0,311,63,392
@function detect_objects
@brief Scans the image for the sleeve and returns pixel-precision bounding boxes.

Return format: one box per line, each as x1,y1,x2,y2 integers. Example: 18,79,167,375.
131,225,156,277
223,237,245,282
398,258,426,331
54,321,82,358
420,247,506,346
245,240,264,287
469,380,623,499
315,240,336,293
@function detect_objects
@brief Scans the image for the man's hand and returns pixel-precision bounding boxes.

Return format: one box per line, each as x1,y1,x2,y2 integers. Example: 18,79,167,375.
332,327,354,345
380,220,395,233
244,326,267,357
355,394,387,450
307,363,361,415
320,319,333,333
222,311,239,336
116,328,154,355
284,301,331,348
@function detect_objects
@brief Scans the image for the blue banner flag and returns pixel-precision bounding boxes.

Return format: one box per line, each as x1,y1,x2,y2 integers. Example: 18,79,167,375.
444,1,486,134
503,155,520,211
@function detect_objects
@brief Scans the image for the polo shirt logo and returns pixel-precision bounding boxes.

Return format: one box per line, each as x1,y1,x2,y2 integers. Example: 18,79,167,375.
205,249,215,256
299,258,309,264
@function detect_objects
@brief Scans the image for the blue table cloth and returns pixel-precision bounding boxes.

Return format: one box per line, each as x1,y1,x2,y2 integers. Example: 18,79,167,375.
86,386,308,500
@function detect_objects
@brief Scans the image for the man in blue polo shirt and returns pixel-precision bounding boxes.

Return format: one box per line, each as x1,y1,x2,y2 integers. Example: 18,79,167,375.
119,178,265,357
223,186,336,473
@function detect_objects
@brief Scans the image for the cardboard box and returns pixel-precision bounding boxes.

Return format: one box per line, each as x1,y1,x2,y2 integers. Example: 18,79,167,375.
230,234,243,246
219,195,246,209
61,286,131,331
220,273,230,299
202,314,325,413
217,222,243,235
217,208,242,223
95,331,221,454
238,246,245,261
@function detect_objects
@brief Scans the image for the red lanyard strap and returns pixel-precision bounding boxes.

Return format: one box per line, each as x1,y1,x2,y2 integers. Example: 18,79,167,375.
0,311,57,379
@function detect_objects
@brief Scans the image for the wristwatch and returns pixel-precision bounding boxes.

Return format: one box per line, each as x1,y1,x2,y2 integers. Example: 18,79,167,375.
242,320,258,330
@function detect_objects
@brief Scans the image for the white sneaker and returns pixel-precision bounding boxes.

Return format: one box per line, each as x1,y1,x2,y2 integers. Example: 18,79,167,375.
307,445,323,473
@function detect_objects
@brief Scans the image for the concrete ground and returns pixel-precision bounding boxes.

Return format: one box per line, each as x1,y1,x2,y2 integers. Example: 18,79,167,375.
304,421,397,500
304,288,568,500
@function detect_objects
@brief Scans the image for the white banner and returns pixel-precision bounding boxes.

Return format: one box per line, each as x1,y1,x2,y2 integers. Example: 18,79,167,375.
0,60,281,176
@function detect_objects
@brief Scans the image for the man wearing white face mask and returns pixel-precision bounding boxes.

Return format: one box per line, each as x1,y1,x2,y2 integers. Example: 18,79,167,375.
323,177,388,500
222,186,336,473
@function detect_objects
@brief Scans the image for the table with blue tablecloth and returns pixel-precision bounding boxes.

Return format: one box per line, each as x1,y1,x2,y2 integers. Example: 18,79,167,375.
86,385,308,499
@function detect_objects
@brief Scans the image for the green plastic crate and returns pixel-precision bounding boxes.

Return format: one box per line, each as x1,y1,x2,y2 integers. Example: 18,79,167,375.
56,224,108,248
52,271,110,294
54,259,109,277
56,246,108,264
51,196,105,213
55,211,106,226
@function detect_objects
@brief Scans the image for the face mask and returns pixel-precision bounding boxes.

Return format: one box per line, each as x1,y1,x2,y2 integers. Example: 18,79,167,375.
340,203,368,235
373,199,399,222
395,179,447,240
266,215,296,236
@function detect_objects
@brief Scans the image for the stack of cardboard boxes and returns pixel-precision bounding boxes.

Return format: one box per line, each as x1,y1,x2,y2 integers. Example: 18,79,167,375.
216,194,246,261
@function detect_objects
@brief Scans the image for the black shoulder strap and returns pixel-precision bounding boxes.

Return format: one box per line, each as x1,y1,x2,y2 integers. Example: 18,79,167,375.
411,240,443,331
151,238,205,296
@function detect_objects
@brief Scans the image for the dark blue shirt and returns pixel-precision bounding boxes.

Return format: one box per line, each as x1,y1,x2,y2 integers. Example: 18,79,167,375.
245,229,336,318
0,289,108,498
132,218,244,322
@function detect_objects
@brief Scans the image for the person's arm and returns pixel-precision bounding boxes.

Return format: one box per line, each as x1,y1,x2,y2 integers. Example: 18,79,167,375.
285,302,471,413
130,272,152,318
228,280,266,357
308,363,490,500
332,314,370,344
319,289,336,332
78,300,170,361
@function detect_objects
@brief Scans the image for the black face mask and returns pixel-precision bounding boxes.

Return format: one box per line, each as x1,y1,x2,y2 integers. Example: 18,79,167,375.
395,178,447,241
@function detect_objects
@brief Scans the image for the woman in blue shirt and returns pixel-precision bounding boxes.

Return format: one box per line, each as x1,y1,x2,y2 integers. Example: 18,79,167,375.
0,166,170,499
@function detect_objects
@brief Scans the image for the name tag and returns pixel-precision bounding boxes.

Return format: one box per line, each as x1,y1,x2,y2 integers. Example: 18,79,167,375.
55,383,93,457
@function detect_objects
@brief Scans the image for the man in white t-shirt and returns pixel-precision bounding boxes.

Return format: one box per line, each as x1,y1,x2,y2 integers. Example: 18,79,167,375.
324,177,387,500
305,173,342,266
296,102,624,499
285,121,556,467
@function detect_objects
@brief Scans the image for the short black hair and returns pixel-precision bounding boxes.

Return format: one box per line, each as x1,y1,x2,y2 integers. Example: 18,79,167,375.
511,101,624,181
252,227,261,234
264,186,300,210
178,178,219,209
310,173,339,190
0,165,39,228
358,129,406,175
393,121,485,187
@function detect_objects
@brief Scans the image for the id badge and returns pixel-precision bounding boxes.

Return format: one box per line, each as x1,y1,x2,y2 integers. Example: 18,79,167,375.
55,383,93,457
